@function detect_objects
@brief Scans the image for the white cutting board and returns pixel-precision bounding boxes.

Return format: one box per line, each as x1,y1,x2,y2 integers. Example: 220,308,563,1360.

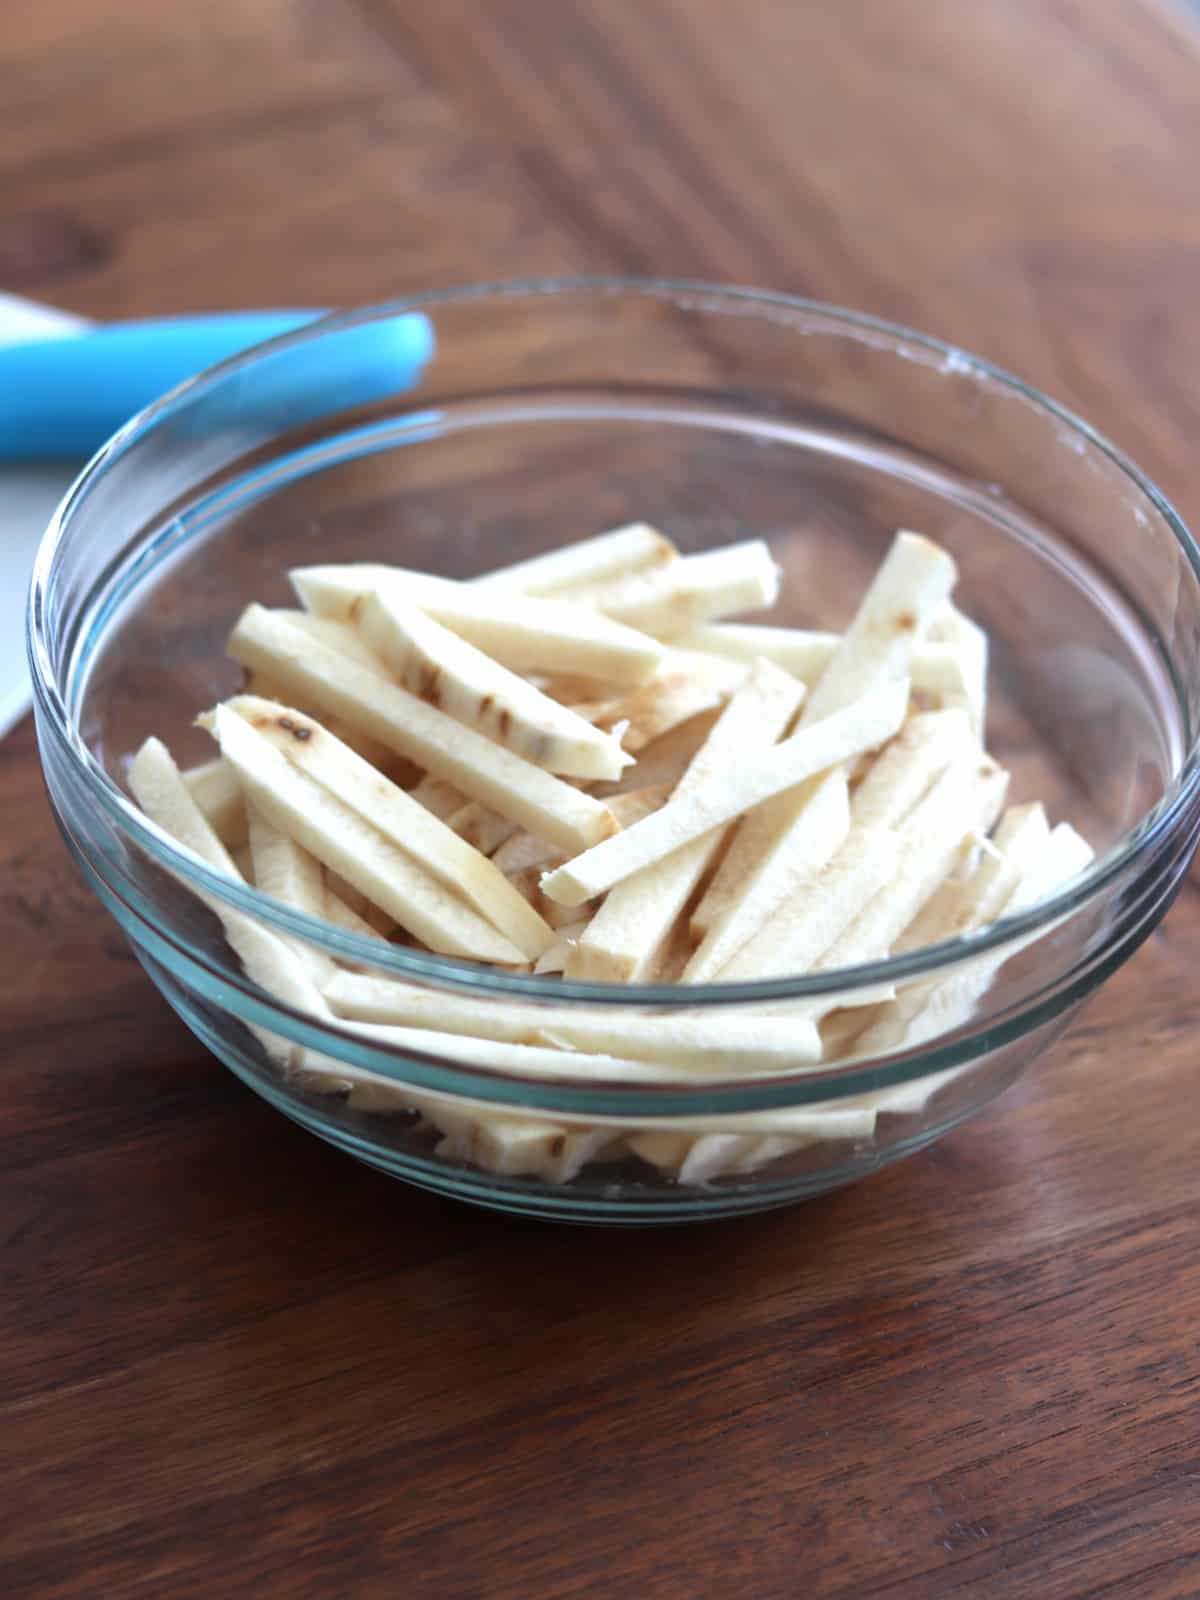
0,293,89,736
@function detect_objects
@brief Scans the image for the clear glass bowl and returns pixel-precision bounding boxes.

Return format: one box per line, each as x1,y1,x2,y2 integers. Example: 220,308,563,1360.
28,280,1200,1222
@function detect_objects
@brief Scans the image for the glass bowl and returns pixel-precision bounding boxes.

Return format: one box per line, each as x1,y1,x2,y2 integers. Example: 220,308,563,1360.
28,280,1200,1223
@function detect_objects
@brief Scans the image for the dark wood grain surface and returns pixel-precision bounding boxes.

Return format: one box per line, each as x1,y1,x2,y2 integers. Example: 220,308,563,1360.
5,3,1200,1595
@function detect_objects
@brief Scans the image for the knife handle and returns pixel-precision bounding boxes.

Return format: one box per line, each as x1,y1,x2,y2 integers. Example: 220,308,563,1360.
0,310,435,460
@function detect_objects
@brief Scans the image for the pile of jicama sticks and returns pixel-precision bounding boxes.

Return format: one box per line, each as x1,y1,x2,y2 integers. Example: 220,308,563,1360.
128,523,1093,1186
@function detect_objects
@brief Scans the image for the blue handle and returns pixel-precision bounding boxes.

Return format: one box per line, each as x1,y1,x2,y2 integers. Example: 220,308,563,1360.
0,310,436,460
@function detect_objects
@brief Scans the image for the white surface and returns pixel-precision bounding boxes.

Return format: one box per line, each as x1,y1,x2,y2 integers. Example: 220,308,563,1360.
0,294,89,736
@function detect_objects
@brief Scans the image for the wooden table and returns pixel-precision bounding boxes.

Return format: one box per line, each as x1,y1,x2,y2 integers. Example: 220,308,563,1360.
5,3,1200,1595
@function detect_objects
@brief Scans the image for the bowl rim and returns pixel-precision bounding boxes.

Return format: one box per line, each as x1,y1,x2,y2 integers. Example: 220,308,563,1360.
27,275,1200,1012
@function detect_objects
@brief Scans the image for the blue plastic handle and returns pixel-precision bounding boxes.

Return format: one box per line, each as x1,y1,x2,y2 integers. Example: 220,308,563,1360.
0,310,436,460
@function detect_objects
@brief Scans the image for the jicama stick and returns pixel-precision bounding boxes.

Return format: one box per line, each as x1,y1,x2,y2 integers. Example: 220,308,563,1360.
273,609,386,669
849,708,974,829
492,785,672,876
567,666,729,753
341,1020,801,1084
683,768,850,981
590,709,722,796
358,590,632,780
717,828,900,981
815,756,1010,974
895,802,1049,957
202,704,528,964
221,695,553,960
569,539,781,635
678,623,842,682
680,622,979,705
291,564,665,685
182,757,247,848
468,522,677,595
929,604,988,735
128,737,332,1073
324,973,822,1070
433,1114,614,1183
855,821,1094,1065
800,532,957,725
533,922,591,974
227,605,618,854
564,659,806,981
243,623,397,769
541,676,908,907
130,737,243,881
246,807,337,983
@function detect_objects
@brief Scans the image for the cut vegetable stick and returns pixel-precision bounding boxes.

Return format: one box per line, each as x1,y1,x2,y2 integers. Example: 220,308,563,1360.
718,827,899,981
992,800,1054,858
222,696,553,960
243,656,396,770
819,1007,878,1061
492,785,673,876
591,709,722,796
930,604,988,734
627,1132,694,1172
246,807,338,984
677,1135,782,1184
630,1107,877,1179
443,801,519,858
815,756,1009,974
130,738,243,881
203,705,527,964
571,539,781,635
340,1019,802,1083
127,737,332,1070
506,867,585,930
247,807,326,918
469,522,678,595
563,659,807,980
850,708,974,829
533,922,590,974
324,972,821,1070
690,765,848,946
407,776,467,820
856,820,1093,1061
535,1013,822,1071
800,532,957,726
433,1113,613,1183
683,768,851,982
358,591,631,780
290,565,664,685
272,609,385,670
568,668,728,754
182,758,247,849
681,623,973,703
895,802,1049,956
679,624,842,682
542,676,909,908
227,606,617,855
